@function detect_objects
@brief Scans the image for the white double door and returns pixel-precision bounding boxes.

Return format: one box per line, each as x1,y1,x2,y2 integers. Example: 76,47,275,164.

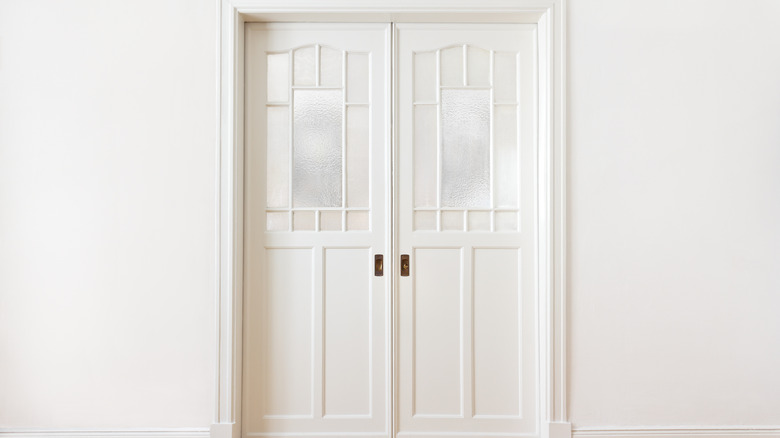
244,22,537,438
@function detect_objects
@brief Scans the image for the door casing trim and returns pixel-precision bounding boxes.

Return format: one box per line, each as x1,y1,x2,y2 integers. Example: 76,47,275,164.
213,1,568,437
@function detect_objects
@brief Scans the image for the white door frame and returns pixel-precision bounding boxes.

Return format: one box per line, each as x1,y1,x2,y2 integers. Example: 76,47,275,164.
212,2,568,438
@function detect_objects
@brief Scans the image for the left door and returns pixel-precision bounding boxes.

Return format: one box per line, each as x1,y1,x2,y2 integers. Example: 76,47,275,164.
243,23,391,438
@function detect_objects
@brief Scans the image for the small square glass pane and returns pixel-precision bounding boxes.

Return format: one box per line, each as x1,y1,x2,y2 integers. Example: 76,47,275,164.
414,211,437,231
441,210,464,231
468,211,491,231
495,211,517,231
267,212,289,231
347,211,369,231
320,211,342,231
293,211,316,231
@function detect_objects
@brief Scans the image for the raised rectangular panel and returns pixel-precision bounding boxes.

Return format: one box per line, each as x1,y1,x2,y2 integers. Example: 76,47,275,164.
320,46,343,87
347,105,369,208
266,106,290,208
414,105,437,208
264,248,313,416
493,52,517,100
440,46,463,87
267,53,289,102
467,46,490,86
441,89,491,208
414,51,436,102
347,52,369,103
294,46,316,86
473,248,521,416
324,248,371,416
413,248,462,416
293,90,343,207
494,105,518,208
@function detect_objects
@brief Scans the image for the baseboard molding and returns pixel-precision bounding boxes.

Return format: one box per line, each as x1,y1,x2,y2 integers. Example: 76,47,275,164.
572,428,780,438
0,429,210,438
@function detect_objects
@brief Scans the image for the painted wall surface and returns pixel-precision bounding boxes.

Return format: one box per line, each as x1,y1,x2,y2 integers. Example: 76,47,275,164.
0,0,217,428
1,0,780,431
568,0,780,428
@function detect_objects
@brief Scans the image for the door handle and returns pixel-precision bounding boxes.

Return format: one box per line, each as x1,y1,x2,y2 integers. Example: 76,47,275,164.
400,254,410,277
375,254,383,276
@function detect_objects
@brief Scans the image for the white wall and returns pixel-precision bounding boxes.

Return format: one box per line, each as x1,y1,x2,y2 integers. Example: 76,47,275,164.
569,0,780,428
0,0,216,428
1,0,779,432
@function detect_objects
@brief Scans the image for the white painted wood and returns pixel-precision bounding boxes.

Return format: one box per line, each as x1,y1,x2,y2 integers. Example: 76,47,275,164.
396,23,538,438
0,430,210,438
242,22,391,438
217,3,566,438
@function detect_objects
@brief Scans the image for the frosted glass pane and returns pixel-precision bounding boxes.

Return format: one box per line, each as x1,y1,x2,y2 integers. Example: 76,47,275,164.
347,53,369,103
441,210,464,231
467,46,490,86
468,211,490,231
414,105,437,208
347,211,369,231
266,106,290,208
347,106,369,208
267,53,289,102
267,212,289,231
293,211,315,231
320,211,342,231
293,90,343,207
494,52,517,101
294,46,315,86
320,46,343,87
414,211,437,231
441,89,490,208
441,46,463,87
495,211,517,231
414,51,436,102
494,105,518,208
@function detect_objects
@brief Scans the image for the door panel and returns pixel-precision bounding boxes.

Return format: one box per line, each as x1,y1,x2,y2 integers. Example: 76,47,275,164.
244,23,390,437
396,23,538,437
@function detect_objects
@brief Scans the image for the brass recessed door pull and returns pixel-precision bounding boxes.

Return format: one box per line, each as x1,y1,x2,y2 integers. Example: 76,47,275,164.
400,254,410,277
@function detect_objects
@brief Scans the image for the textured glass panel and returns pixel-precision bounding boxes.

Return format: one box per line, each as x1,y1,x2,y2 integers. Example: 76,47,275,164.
441,210,464,231
494,105,518,208
440,46,463,87
346,52,369,103
267,212,289,231
495,211,517,231
441,89,490,208
267,53,289,102
414,51,436,102
494,52,518,101
293,211,316,231
467,46,490,86
293,90,343,207
294,46,315,86
266,106,290,208
414,211,437,231
468,211,491,231
347,211,369,231
347,106,369,208
320,46,343,87
320,211,342,231
414,105,437,208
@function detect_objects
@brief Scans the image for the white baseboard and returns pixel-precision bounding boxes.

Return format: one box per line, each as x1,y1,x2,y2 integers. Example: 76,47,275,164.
0,429,210,438
572,428,780,438
209,424,237,438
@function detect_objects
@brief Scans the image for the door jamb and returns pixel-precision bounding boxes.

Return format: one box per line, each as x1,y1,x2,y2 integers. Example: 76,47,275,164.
212,2,568,438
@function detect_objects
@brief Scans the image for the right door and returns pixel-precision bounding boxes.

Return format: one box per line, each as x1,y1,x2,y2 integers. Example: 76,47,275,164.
396,24,538,438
